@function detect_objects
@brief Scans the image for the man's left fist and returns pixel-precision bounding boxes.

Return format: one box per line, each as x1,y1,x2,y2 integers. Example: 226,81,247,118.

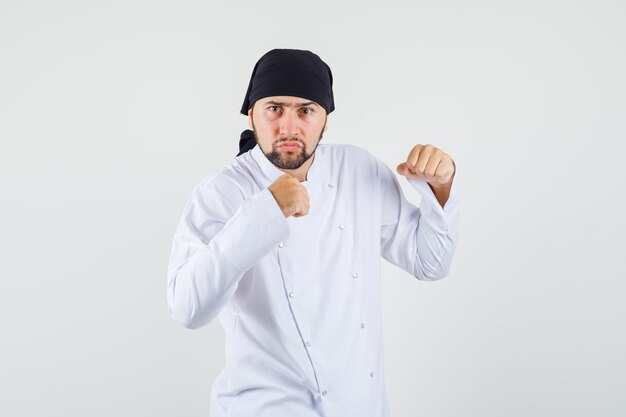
396,144,456,186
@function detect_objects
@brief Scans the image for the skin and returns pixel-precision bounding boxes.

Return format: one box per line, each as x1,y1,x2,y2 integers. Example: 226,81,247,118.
248,95,456,217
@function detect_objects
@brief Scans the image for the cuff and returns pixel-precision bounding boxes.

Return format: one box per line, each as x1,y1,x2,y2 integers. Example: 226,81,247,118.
406,165,460,231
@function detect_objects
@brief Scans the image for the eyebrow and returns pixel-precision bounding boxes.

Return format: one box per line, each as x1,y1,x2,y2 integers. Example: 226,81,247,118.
264,100,318,108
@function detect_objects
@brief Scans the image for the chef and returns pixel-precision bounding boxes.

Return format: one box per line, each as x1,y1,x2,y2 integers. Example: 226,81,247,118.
167,48,460,417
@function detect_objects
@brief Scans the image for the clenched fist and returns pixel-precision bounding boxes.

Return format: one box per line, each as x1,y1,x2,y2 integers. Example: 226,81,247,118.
268,173,311,218
396,144,456,186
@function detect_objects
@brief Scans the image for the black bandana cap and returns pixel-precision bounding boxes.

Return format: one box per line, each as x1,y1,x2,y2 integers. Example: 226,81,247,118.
237,48,335,156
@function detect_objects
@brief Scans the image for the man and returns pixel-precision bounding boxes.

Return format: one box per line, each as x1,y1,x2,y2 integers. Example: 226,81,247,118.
167,48,460,417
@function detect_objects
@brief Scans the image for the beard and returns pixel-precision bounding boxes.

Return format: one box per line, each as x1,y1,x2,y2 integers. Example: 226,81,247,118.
251,118,326,170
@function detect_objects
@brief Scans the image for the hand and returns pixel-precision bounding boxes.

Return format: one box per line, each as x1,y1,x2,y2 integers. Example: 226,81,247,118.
396,144,456,186
268,173,311,218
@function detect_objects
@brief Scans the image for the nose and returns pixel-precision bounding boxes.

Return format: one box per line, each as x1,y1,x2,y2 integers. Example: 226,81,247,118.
278,110,300,138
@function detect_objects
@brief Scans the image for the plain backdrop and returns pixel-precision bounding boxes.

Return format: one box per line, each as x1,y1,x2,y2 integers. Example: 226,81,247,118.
1,1,624,416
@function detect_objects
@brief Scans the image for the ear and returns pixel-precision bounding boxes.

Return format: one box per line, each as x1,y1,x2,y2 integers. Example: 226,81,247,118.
247,108,253,129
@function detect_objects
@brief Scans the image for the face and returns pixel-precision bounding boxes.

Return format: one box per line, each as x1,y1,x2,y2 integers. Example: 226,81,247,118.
248,96,328,170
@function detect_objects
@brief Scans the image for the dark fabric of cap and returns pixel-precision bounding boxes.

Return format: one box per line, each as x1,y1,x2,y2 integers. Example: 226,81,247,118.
238,129,257,157
237,48,334,157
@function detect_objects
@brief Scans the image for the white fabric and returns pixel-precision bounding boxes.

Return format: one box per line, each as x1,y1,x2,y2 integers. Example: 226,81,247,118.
167,143,460,417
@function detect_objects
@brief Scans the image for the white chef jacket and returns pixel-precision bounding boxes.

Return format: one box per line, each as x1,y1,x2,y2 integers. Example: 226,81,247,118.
167,143,460,417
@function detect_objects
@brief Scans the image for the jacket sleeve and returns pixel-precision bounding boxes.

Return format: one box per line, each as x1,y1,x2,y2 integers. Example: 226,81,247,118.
378,159,460,281
167,178,290,329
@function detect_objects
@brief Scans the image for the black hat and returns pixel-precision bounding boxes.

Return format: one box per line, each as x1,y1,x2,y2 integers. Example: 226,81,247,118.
240,48,335,115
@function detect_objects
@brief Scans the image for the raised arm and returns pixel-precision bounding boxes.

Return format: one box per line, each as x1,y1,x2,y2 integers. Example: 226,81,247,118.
167,178,289,329
378,148,460,281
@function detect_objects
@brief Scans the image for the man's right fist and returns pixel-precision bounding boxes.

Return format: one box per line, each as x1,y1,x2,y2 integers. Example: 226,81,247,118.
268,174,310,218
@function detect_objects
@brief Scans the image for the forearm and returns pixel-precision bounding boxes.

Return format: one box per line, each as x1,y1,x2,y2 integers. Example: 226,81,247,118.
413,196,460,280
167,188,289,329
407,167,460,280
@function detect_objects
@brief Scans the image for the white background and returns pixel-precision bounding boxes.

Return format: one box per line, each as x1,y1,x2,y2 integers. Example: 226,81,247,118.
1,1,624,416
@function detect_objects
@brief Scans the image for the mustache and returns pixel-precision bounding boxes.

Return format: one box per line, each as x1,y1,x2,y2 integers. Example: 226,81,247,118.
275,138,304,147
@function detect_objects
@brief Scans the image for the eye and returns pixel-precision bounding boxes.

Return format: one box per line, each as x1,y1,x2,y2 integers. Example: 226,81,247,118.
268,106,281,113
301,107,313,115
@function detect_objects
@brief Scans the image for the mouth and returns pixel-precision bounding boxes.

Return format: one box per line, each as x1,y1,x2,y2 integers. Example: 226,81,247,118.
278,142,302,152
